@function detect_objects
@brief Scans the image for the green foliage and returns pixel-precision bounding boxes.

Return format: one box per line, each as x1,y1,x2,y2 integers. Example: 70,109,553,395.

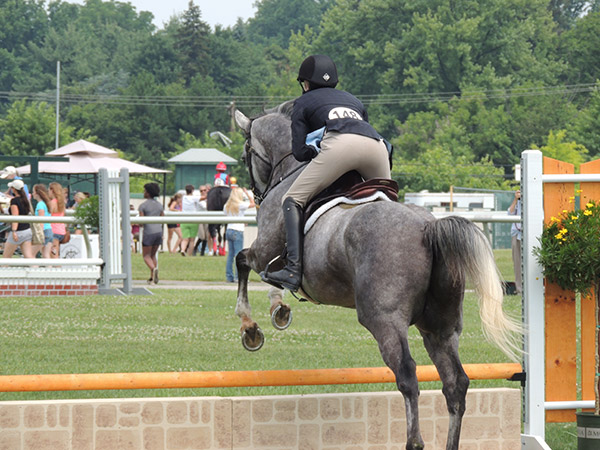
175,1,211,83
1,0,600,200
533,129,588,170
393,146,510,196
73,195,99,229
247,0,331,47
534,200,600,295
0,100,89,156
568,84,600,158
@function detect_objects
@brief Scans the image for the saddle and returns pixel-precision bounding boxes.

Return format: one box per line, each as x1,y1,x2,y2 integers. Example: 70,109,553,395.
303,171,399,228
264,172,399,301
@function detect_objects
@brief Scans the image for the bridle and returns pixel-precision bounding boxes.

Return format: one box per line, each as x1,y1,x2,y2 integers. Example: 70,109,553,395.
243,121,307,204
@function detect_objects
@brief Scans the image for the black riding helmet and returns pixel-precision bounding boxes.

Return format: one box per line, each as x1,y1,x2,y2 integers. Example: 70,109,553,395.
297,55,338,89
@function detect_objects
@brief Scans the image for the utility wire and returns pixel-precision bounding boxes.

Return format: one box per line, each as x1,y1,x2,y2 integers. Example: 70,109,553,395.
0,83,597,108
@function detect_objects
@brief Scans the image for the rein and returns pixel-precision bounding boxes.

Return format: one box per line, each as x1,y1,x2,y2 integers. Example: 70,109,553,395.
244,124,307,204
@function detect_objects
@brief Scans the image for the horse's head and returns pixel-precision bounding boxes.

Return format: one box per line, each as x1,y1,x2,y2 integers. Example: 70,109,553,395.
233,101,296,201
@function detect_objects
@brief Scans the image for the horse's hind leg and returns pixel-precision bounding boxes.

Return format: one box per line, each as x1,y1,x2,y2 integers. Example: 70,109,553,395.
417,288,469,450
359,316,424,450
419,330,468,450
235,249,264,351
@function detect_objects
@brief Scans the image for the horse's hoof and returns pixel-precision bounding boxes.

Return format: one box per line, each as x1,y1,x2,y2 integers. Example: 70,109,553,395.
241,327,264,351
271,304,292,330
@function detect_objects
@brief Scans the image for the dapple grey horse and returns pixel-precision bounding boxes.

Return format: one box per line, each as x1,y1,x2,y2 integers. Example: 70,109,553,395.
232,101,521,450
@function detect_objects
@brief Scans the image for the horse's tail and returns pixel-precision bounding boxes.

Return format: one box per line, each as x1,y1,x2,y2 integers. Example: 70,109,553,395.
423,216,523,361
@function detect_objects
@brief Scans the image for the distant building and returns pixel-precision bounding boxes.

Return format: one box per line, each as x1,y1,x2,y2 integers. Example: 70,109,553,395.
168,148,237,190
404,191,495,212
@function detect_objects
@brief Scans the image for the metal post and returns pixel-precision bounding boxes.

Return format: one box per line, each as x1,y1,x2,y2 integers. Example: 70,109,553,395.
120,168,132,294
521,150,547,442
98,168,111,291
55,61,60,149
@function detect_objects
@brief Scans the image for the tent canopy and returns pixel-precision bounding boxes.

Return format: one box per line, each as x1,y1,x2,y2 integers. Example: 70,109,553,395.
17,140,170,175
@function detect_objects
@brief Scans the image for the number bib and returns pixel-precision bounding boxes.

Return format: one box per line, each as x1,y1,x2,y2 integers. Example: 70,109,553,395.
328,107,363,121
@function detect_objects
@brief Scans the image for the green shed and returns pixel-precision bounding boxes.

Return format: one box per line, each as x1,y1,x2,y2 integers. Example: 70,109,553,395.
168,148,238,191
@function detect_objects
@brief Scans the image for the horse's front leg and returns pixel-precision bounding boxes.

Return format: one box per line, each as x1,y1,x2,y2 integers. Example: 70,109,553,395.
235,249,264,351
268,287,292,330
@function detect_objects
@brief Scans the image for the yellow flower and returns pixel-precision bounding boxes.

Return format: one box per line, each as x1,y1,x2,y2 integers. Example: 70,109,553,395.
584,210,592,216
571,215,578,220
569,196,575,203
587,202,594,208
551,216,559,222
577,189,583,194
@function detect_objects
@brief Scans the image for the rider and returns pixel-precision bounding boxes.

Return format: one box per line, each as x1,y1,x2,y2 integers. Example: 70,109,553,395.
261,54,392,292
214,162,230,186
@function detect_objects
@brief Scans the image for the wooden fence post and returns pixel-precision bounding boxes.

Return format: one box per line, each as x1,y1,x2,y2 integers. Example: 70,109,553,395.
543,156,577,422
578,159,600,409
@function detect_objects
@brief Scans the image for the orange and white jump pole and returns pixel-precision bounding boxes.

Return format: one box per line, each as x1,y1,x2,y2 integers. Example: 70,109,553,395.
0,363,522,392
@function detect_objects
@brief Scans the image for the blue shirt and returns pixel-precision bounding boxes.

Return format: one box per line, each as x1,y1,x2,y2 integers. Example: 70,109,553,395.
508,199,522,240
35,200,52,231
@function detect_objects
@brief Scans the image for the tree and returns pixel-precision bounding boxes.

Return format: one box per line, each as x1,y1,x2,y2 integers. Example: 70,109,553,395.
0,100,88,156
174,1,211,84
313,0,563,120
393,146,510,196
559,11,600,85
533,129,588,170
568,85,600,158
547,0,600,32
247,0,332,47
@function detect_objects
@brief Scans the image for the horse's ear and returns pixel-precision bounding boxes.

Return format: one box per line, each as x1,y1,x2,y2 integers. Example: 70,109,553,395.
234,109,251,134
278,100,295,117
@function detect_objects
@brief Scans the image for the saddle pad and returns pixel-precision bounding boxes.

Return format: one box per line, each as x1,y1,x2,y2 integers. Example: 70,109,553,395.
304,191,392,234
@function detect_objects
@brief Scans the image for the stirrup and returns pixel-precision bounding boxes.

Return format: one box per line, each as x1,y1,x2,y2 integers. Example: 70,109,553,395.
260,254,285,289
260,270,284,290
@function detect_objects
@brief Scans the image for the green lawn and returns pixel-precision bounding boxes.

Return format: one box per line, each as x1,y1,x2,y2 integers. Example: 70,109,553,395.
0,248,576,449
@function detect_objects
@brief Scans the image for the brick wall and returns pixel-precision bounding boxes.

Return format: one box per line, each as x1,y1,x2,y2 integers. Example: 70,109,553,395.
0,267,100,297
0,388,520,449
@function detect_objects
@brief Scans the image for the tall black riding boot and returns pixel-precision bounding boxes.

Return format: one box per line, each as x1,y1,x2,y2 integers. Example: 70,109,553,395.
261,197,304,291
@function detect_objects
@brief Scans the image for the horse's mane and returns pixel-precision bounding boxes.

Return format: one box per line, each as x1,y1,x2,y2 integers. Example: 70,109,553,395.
252,99,295,120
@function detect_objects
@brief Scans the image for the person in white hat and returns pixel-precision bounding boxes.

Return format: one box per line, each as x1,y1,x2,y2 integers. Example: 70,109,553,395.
1,166,29,198
3,179,34,259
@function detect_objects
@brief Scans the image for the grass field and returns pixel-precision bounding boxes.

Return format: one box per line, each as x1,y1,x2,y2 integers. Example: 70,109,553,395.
0,249,577,449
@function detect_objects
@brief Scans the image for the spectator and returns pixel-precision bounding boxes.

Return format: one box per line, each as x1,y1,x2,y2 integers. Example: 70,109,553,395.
73,192,87,235
3,179,34,259
223,187,255,282
64,187,75,208
194,185,210,256
1,165,29,197
130,204,140,253
180,184,200,256
138,183,164,284
508,189,522,295
167,193,183,253
31,184,53,258
49,182,67,258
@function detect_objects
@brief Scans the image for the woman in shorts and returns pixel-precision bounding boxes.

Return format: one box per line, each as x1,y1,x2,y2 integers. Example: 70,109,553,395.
49,181,67,258
167,193,183,253
138,183,164,284
3,179,34,259
179,184,199,256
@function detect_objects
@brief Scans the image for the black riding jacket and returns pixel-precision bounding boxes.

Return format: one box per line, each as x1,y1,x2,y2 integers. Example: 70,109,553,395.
291,87,382,162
